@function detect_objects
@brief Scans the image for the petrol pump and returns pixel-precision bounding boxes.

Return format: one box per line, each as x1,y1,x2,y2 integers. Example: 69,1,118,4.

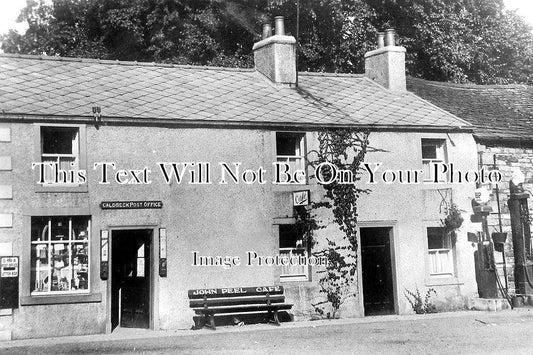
508,170,533,295
472,188,499,298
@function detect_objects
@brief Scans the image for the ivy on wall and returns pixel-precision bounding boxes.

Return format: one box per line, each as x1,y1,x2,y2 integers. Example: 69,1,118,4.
302,128,371,318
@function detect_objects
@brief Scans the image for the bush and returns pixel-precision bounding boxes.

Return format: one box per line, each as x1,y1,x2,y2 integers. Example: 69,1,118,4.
404,287,437,314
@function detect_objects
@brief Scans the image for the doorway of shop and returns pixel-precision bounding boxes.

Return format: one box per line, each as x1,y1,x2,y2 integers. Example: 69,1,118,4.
360,227,395,316
111,229,152,330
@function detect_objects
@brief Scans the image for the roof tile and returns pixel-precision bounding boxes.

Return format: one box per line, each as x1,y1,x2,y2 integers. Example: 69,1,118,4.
0,54,468,129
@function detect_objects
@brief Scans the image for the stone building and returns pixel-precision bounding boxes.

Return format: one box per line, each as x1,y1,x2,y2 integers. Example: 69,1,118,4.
0,25,480,339
408,78,533,295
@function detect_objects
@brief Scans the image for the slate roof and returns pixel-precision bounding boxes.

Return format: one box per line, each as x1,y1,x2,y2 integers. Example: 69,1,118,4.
407,77,533,142
0,53,470,131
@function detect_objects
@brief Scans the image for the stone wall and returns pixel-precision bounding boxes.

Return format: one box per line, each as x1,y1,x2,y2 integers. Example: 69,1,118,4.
478,143,533,295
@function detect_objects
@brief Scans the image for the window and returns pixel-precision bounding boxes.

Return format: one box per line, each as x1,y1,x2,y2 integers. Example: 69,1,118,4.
421,139,446,182
41,126,79,182
279,224,309,281
34,124,87,192
276,132,306,183
30,216,90,295
427,227,454,276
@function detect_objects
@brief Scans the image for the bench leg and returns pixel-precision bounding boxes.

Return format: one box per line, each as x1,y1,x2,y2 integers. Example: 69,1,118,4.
272,310,281,326
204,313,216,330
267,310,281,326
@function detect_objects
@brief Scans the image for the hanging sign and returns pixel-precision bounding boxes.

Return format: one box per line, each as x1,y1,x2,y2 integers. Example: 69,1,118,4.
159,228,167,277
474,188,490,204
100,230,109,280
293,190,310,206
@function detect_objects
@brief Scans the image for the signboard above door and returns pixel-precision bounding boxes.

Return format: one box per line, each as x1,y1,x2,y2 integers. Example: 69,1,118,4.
100,201,163,210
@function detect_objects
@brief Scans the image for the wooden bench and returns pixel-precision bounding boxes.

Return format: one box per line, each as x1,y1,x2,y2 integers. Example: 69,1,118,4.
188,286,293,330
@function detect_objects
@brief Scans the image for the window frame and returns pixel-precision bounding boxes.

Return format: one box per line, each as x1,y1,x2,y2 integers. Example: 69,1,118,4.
278,224,310,282
427,227,455,277
275,132,307,185
30,216,91,296
21,208,101,306
421,139,447,182
33,123,88,193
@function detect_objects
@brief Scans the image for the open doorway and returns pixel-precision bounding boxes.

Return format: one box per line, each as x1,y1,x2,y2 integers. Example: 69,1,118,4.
360,227,395,316
111,229,152,330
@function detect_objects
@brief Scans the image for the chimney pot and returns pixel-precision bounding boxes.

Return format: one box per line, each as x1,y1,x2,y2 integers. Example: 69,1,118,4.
274,16,285,36
384,29,396,46
377,32,385,49
262,23,272,40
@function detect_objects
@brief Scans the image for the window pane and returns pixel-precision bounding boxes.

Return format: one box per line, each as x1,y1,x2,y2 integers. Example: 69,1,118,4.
280,249,308,277
41,127,77,154
276,133,303,156
72,243,89,290
422,145,437,159
41,157,57,182
59,156,76,171
31,243,50,293
427,227,446,249
51,217,70,241
72,217,89,240
279,224,304,248
31,217,49,242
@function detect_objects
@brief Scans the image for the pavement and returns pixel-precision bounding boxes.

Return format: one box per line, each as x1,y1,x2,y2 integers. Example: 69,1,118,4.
2,309,533,354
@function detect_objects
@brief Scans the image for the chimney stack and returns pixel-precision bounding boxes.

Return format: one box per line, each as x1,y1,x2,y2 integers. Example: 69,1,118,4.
253,16,297,86
364,29,406,91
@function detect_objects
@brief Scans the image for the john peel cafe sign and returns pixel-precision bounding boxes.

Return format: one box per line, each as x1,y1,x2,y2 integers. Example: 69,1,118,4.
100,201,163,210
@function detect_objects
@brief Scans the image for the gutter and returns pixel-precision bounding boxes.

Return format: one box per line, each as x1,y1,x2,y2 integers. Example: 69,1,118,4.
0,113,474,133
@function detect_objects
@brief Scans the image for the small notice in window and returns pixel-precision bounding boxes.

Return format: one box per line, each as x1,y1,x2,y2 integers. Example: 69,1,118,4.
137,258,145,277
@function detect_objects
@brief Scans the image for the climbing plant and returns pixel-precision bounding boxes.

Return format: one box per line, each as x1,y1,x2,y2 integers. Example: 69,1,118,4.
303,128,371,318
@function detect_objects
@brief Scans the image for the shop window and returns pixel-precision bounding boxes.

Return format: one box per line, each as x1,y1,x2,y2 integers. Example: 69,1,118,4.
41,126,79,182
421,139,446,182
427,227,454,276
30,216,90,295
279,224,308,281
276,132,306,183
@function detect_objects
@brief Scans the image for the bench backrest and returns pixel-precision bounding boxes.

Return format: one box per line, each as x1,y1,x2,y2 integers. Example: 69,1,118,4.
188,286,284,299
188,286,286,308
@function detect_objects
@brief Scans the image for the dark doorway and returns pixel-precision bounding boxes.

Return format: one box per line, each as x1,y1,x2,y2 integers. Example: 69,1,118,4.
111,229,152,330
361,227,395,316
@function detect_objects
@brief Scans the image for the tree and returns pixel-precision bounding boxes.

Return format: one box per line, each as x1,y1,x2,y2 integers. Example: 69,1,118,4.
1,0,532,83
365,0,533,83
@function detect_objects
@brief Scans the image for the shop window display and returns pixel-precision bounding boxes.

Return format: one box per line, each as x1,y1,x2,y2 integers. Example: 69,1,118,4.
31,216,90,294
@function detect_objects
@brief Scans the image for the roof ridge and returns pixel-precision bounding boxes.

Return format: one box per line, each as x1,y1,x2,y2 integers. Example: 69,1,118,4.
407,76,531,90
0,52,255,72
298,71,365,78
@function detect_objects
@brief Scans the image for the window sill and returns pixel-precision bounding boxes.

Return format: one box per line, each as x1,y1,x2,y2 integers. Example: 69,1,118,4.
20,292,101,306
280,276,309,283
425,276,463,287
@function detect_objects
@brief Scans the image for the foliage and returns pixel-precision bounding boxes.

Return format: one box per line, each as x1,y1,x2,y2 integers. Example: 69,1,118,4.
1,0,532,83
404,287,437,314
442,203,464,237
367,0,533,84
307,129,371,318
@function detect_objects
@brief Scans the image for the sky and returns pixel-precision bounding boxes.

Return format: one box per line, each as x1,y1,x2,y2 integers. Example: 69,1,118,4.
0,0,532,35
